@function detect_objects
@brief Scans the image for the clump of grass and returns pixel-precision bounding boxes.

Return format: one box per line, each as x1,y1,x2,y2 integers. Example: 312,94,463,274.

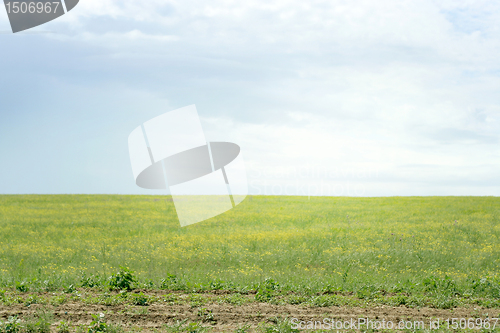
163,293,179,305
259,317,299,333
164,320,211,333
88,314,107,333
255,278,279,302
24,295,45,307
56,320,70,333
50,295,67,306
0,316,22,333
15,281,29,293
218,293,249,305
196,308,215,323
188,294,208,307
24,309,53,333
0,309,54,333
129,292,150,306
284,295,307,305
234,325,251,333
80,274,102,289
108,267,136,291
87,313,123,333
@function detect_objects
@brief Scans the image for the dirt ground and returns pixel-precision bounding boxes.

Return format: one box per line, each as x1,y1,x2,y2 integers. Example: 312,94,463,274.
1,295,500,332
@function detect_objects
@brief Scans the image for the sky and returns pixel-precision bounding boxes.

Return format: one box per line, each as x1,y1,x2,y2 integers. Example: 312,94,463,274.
0,0,499,196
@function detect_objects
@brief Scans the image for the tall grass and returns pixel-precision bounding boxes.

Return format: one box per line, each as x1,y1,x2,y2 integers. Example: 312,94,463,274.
0,195,499,297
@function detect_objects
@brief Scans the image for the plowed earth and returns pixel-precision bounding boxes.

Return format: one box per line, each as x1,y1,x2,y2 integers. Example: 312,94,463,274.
1,292,499,332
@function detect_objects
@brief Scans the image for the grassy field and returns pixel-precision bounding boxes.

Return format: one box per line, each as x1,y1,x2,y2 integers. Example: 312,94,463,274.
0,195,499,305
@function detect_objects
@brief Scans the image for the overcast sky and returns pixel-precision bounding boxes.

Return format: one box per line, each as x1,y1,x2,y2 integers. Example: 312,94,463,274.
0,0,499,196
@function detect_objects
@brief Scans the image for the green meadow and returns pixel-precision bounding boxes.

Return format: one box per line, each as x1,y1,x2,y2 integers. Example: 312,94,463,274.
0,195,499,306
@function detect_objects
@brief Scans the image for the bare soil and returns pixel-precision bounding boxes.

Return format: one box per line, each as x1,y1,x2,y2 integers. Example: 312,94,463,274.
1,293,499,332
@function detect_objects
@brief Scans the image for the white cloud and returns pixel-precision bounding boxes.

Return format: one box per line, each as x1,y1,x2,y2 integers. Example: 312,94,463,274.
59,0,499,57
48,29,179,45
0,0,498,195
